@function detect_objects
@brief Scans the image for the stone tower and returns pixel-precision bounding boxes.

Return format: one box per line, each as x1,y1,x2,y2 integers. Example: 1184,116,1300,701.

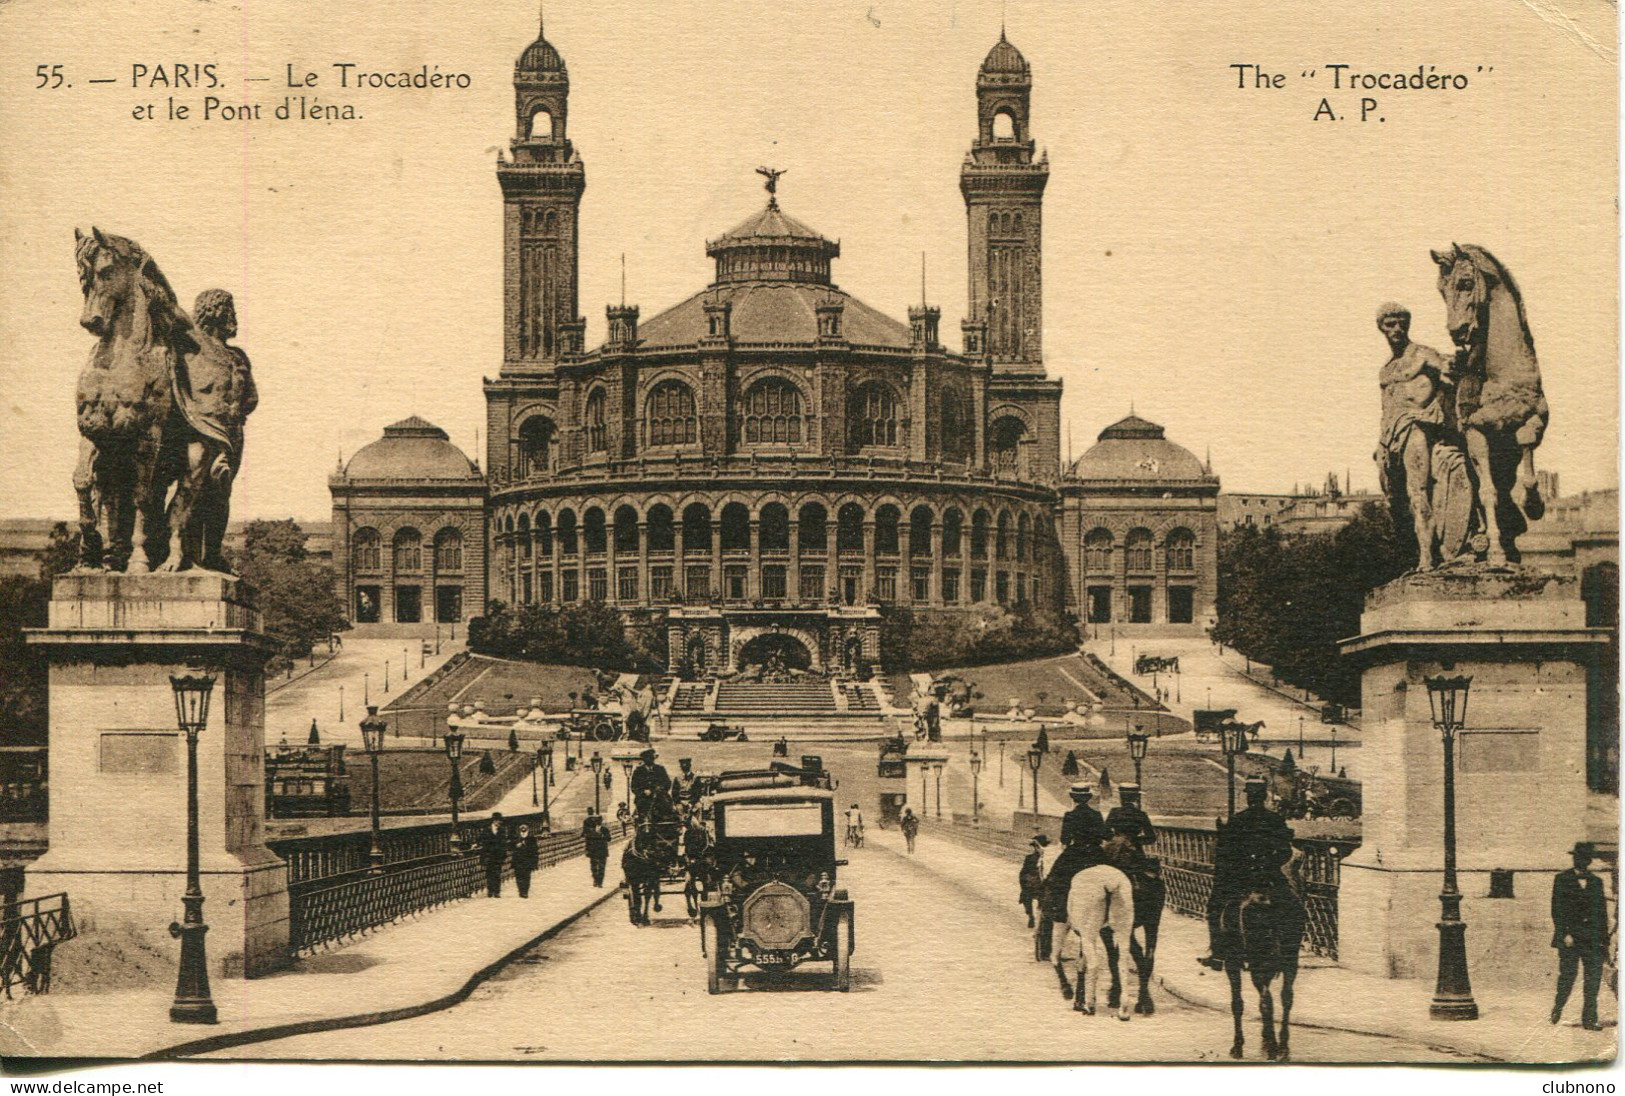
961,32,1049,374
499,18,585,371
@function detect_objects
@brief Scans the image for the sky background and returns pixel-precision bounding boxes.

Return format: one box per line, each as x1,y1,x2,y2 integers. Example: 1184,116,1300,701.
0,0,1616,522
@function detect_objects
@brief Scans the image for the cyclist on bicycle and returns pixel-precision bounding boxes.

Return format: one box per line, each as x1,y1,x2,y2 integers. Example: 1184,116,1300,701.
844,802,864,847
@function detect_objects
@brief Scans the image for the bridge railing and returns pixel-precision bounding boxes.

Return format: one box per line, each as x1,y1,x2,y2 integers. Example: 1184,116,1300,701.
0,892,75,997
275,811,590,954
920,817,1356,961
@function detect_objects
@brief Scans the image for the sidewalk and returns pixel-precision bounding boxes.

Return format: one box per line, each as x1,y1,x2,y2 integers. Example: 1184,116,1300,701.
0,848,624,1061
903,825,1615,1064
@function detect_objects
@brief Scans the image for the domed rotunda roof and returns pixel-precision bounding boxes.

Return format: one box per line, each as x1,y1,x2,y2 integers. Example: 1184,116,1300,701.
1066,414,1209,482
517,32,566,76
343,417,482,481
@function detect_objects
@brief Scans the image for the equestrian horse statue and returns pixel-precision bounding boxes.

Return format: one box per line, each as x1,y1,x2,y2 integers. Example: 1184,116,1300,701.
72,228,188,572
72,228,256,573
1432,244,1550,564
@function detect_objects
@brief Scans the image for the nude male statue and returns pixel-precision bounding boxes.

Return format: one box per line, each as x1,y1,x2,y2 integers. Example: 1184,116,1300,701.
1376,302,1461,568
162,289,258,572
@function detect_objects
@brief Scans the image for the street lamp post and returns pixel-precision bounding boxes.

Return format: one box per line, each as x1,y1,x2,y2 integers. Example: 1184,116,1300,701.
363,672,369,706
1298,715,1305,758
969,750,982,824
1331,725,1339,774
360,706,388,873
1424,673,1478,1021
530,726,541,808
339,685,345,722
998,734,1005,787
167,674,218,1024
1127,726,1150,788
1221,719,1248,821
591,751,604,815
444,728,466,852
539,738,554,828
1027,745,1043,816
931,760,944,819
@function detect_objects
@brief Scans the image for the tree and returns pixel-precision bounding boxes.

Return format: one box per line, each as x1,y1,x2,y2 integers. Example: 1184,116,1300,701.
1035,727,1051,754
508,727,519,753
231,519,348,675
0,576,50,743
1281,748,1296,770
1061,750,1079,777
479,750,496,775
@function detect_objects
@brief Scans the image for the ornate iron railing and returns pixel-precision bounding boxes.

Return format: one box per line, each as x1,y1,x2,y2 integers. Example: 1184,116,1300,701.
0,893,75,997
283,821,590,955
922,817,1355,960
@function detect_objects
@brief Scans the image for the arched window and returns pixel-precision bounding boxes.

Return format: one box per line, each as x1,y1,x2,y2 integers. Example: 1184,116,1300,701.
760,503,790,552
1017,512,1031,561
614,505,640,554
1126,528,1154,572
647,505,675,552
941,388,971,463
971,510,991,560
942,509,964,558
535,512,553,556
517,514,532,560
517,417,554,477
875,505,901,556
393,528,422,571
995,512,1012,560
743,378,803,445
848,382,898,450
1166,528,1196,572
991,415,1026,475
798,503,828,553
720,502,750,552
836,503,865,554
646,381,697,447
557,509,579,556
910,506,934,557
583,508,607,555
682,503,712,554
529,107,553,140
585,389,608,453
353,528,381,572
1085,528,1113,572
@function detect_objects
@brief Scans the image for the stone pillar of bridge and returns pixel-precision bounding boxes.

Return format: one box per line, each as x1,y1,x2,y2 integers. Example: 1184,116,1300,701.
26,572,290,981
1335,567,1605,987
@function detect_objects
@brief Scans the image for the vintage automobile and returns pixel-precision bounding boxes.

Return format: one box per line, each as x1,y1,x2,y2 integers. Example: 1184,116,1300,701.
561,708,650,743
697,762,854,993
698,722,749,742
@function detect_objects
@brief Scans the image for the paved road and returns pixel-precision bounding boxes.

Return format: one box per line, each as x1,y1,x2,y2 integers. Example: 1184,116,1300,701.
228,828,1484,1062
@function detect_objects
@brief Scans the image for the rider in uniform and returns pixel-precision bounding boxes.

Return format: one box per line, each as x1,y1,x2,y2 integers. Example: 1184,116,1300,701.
1105,783,1157,853
671,758,701,804
630,748,672,818
1201,776,1294,969
1038,784,1109,960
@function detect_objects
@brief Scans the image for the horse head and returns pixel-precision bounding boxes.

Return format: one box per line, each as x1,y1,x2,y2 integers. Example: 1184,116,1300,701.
74,226,188,343
1432,242,1496,360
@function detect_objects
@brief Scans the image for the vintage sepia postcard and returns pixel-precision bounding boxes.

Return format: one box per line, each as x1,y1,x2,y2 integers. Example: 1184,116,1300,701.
0,0,1617,1074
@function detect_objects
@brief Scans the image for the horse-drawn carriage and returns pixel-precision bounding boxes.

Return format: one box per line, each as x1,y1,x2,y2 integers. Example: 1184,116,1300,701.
1192,709,1238,743
1133,655,1180,676
696,761,855,993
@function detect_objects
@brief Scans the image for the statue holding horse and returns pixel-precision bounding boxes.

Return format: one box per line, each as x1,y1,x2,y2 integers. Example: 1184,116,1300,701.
1432,244,1549,565
71,228,256,574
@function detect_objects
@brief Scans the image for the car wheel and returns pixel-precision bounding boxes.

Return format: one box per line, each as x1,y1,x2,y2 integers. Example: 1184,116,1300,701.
833,910,852,992
702,912,725,995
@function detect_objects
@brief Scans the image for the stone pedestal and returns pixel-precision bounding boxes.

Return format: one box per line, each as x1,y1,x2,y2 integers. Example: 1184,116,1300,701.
1337,567,1608,986
25,572,290,978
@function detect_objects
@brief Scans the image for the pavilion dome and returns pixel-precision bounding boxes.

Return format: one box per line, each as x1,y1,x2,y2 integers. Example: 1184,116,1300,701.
1066,414,1208,481
517,33,566,75
979,33,1031,80
343,417,482,481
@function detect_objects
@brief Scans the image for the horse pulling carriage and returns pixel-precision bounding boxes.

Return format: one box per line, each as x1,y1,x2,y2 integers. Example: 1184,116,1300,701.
696,762,854,993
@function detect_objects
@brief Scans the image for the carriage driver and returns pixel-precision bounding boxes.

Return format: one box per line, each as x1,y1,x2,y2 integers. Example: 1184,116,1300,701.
630,748,672,816
1200,776,1294,970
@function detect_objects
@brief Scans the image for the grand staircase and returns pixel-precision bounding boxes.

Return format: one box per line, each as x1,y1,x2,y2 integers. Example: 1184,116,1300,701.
715,681,837,712
663,677,896,739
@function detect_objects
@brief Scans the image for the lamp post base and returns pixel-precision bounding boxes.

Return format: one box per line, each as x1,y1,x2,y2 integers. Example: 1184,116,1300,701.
1431,914,1479,1020
169,997,219,1025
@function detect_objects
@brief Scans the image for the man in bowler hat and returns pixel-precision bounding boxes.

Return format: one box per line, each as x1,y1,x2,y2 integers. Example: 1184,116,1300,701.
1552,841,1611,1030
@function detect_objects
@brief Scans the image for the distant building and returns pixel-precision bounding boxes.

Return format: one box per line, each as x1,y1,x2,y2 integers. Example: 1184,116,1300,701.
0,518,332,579
1057,414,1219,632
1219,473,1380,536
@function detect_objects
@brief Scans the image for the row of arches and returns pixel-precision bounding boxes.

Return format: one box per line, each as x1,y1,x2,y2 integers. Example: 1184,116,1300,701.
1082,527,1198,575
491,495,1058,612
509,376,1029,475
351,526,465,573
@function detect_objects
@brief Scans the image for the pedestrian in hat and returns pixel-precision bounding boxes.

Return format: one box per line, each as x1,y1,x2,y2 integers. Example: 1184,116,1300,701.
1019,834,1052,928
510,822,539,899
671,757,701,804
1552,841,1610,1030
477,813,507,898
900,806,920,854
